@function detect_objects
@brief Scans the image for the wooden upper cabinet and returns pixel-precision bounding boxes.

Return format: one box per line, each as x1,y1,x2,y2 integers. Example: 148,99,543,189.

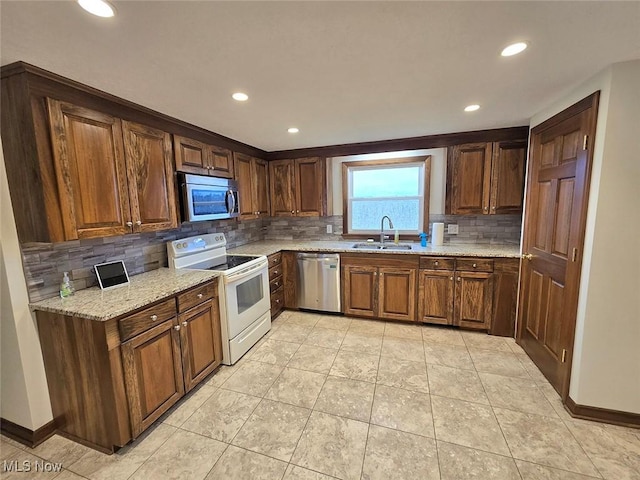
122,121,178,232
447,140,526,215
47,99,132,239
234,152,269,220
269,157,325,217
490,140,526,214
378,267,417,321
174,135,233,179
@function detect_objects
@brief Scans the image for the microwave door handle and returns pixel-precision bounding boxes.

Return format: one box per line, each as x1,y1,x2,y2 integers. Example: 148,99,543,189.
226,190,236,214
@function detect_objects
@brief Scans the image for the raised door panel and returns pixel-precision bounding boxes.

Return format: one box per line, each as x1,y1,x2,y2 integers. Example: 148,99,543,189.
121,318,184,438
122,121,178,233
179,299,222,392
269,160,295,216
342,265,377,318
378,267,417,321
234,152,256,219
282,251,298,309
209,145,234,178
449,143,492,215
418,269,454,325
454,271,493,330
294,157,324,216
47,99,131,240
174,135,208,175
490,140,526,214
253,158,270,216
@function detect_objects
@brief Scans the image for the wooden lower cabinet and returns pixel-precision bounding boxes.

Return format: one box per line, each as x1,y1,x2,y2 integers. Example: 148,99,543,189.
282,251,298,309
378,267,416,321
454,271,493,330
121,318,185,438
267,252,285,318
418,270,454,325
343,265,378,318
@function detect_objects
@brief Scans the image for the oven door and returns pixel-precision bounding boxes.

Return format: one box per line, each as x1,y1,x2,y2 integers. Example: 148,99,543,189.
224,261,270,339
183,183,239,222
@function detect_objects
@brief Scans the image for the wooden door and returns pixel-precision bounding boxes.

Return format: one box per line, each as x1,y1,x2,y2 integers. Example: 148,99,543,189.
47,99,131,240
209,145,234,178
342,265,377,317
518,93,599,397
448,143,492,215
121,318,184,438
418,270,454,325
490,140,527,214
253,158,270,216
378,267,417,321
179,300,222,392
122,121,178,233
174,135,208,175
294,157,324,216
234,152,256,219
269,159,295,216
454,271,493,330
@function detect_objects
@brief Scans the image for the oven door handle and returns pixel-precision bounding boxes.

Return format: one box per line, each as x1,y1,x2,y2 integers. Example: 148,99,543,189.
225,262,267,284
225,190,236,214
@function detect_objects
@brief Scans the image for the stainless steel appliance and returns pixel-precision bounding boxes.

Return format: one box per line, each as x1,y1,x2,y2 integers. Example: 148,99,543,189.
168,233,270,365
296,253,341,313
179,174,239,222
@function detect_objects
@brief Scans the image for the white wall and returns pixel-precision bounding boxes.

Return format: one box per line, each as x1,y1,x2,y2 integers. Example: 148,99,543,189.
329,148,447,216
0,141,54,429
530,60,640,413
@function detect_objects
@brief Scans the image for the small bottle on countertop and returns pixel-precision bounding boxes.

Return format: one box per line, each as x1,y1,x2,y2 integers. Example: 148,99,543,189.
394,229,399,244
419,232,428,247
60,271,74,298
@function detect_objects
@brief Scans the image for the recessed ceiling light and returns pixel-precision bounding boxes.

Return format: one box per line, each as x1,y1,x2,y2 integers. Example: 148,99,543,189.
77,0,115,18
501,42,528,57
464,104,480,112
287,127,299,134
232,92,249,102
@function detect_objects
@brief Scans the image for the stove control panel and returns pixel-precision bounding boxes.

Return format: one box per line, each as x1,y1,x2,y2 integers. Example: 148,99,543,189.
168,233,227,257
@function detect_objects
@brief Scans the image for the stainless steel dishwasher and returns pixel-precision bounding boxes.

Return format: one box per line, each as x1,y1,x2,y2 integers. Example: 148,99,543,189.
296,253,341,313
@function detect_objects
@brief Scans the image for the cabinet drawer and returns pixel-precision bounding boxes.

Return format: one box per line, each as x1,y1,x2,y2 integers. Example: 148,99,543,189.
268,252,282,268
270,275,283,293
420,257,454,270
455,258,494,272
269,265,282,281
177,281,216,313
119,299,177,341
271,286,284,312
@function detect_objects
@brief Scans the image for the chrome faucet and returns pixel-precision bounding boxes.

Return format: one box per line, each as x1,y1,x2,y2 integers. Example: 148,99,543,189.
380,216,394,244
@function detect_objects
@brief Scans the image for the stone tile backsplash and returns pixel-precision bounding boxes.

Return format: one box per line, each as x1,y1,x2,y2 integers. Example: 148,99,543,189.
22,214,521,302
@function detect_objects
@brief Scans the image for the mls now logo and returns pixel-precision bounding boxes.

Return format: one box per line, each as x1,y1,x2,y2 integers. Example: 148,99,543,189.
2,459,63,473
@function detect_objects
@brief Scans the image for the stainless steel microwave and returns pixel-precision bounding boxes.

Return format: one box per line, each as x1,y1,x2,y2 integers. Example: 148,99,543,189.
179,174,239,222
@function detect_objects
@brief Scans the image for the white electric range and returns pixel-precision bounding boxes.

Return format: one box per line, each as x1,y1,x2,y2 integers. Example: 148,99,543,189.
167,233,271,365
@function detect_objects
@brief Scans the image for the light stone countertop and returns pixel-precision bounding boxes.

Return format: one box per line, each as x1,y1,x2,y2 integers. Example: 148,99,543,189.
30,268,219,321
229,240,521,258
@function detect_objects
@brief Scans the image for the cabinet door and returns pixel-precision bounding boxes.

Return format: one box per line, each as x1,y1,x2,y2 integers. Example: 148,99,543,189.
448,143,492,215
454,271,493,330
121,318,184,438
294,157,324,216
179,299,222,392
122,121,178,233
378,267,417,321
209,145,234,178
490,140,526,214
234,152,257,219
342,265,377,318
418,269,454,325
282,251,298,309
253,158,270,216
174,135,209,175
269,159,295,216
47,99,131,240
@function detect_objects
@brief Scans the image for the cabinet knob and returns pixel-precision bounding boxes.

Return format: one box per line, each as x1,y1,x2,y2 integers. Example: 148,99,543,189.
274,270,279,275
275,299,281,304
182,321,188,327
483,207,488,212
197,293,203,299
136,220,142,226
126,221,133,227
457,277,461,282
211,166,215,170
291,210,295,214
491,206,496,211
150,314,158,321
275,281,279,287
434,261,439,266
449,276,453,281
174,325,181,331
297,210,300,213
472,263,477,268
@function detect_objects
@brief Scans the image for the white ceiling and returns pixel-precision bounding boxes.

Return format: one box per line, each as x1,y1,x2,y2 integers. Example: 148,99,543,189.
1,1,639,152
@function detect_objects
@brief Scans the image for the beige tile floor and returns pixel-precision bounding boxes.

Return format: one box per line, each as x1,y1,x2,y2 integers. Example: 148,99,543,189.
2,311,639,480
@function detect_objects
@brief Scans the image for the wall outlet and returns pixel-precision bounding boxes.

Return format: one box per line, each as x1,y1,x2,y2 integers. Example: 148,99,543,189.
326,224,333,234
447,224,459,235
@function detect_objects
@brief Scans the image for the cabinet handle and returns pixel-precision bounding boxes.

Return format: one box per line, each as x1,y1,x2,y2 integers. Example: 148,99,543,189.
491,206,496,211
197,293,203,299
472,263,477,268
275,281,279,286
150,314,158,321
211,166,215,170
483,206,488,212
274,270,279,275
434,261,439,266
126,221,133,227
291,210,295,214
374,271,377,276
136,220,142,226
182,321,188,327
449,277,453,281
275,299,281,304
297,210,300,213
457,277,461,282
174,325,181,331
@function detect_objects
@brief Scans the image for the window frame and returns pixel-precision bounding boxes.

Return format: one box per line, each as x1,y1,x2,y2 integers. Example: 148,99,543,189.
341,156,431,238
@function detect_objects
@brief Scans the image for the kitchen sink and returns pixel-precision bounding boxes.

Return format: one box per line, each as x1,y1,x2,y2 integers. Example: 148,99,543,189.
352,243,412,251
